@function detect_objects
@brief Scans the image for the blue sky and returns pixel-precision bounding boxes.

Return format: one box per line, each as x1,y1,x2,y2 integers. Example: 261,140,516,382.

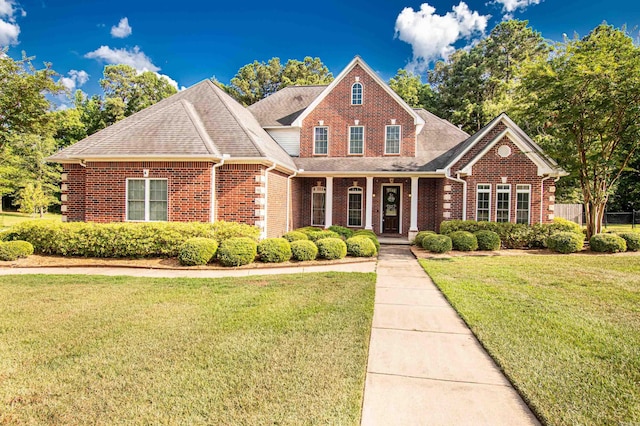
2,0,639,103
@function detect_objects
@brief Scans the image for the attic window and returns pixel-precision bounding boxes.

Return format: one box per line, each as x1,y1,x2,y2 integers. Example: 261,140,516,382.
351,82,363,105
498,145,512,158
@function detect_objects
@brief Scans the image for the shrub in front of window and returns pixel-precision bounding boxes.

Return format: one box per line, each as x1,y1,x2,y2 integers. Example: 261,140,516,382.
296,227,325,237
449,231,478,251
307,230,341,242
290,240,318,261
328,225,354,240
0,240,34,261
282,231,308,242
474,230,501,251
346,236,377,257
589,234,627,253
178,238,218,266
352,230,380,253
422,234,452,254
413,231,435,247
546,232,584,254
257,238,292,263
316,238,347,260
618,232,640,252
217,237,258,266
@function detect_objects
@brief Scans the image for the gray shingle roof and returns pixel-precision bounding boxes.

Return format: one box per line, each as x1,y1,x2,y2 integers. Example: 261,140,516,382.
48,80,297,170
248,86,327,127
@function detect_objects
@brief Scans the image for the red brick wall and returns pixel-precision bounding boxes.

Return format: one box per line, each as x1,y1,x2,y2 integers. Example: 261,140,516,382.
62,164,86,222
290,178,306,230
300,64,416,158
417,178,439,231
216,163,263,226
267,170,289,238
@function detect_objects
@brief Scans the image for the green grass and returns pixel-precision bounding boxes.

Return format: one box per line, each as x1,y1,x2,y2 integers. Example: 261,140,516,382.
0,210,61,230
603,223,639,233
0,272,375,424
419,256,640,426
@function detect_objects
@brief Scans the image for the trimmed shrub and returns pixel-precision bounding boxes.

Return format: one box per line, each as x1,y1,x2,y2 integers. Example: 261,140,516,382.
328,225,354,239
282,231,308,242
296,227,324,237
346,236,377,257
422,234,452,254
0,240,34,261
4,220,258,258
178,238,218,266
550,217,583,234
290,240,318,261
449,231,478,251
546,232,584,254
590,234,627,253
413,231,435,247
474,230,501,251
316,238,347,260
257,238,292,263
217,237,258,266
307,230,341,242
352,230,380,253
618,232,640,252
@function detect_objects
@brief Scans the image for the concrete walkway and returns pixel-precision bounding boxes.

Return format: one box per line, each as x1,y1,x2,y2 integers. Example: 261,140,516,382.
361,245,539,426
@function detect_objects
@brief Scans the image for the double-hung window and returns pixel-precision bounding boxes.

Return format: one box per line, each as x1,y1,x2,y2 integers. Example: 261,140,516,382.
314,126,328,155
385,125,401,154
311,186,326,226
127,178,168,221
351,82,362,105
349,126,364,155
516,184,531,224
476,184,491,221
347,187,363,227
496,184,511,223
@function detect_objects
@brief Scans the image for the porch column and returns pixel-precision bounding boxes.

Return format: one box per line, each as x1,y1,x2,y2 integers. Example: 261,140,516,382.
365,176,374,230
409,176,419,239
325,176,333,228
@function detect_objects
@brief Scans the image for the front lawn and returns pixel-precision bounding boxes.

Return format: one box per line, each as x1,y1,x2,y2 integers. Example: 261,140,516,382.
0,210,61,230
0,272,375,424
420,256,640,426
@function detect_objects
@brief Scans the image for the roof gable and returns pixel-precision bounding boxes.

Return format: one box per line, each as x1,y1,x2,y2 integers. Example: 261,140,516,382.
291,56,425,128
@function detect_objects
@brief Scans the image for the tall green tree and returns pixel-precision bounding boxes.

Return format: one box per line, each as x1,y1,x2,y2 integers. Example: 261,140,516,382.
388,69,439,112
519,24,640,238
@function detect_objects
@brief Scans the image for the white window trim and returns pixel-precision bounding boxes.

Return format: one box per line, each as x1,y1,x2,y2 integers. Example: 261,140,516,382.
311,186,326,226
351,82,363,105
125,178,168,222
313,126,328,155
348,125,365,155
476,184,491,222
347,186,363,227
516,184,532,225
496,184,511,223
385,125,401,155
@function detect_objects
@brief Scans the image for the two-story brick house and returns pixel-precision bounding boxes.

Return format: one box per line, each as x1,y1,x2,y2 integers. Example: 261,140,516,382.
49,56,566,239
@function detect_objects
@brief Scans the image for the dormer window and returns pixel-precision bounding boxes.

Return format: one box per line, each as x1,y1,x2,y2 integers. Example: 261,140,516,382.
351,82,363,105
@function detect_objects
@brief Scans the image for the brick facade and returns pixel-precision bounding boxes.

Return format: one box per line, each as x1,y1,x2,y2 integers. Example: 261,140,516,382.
266,170,289,238
215,163,264,227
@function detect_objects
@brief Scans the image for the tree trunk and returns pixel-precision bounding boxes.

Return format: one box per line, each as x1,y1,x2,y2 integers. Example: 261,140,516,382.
585,200,604,239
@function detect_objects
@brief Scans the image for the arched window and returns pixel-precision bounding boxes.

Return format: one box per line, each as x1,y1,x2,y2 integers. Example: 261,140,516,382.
347,186,363,227
311,186,326,226
351,82,363,105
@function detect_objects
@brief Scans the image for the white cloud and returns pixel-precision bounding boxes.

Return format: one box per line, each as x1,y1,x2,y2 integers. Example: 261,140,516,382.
0,0,22,46
395,2,489,71
60,69,90,91
85,45,160,72
110,17,132,38
493,0,541,18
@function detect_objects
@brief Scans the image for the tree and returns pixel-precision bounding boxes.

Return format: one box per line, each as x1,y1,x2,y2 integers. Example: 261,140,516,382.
519,24,640,238
220,56,333,105
14,181,50,217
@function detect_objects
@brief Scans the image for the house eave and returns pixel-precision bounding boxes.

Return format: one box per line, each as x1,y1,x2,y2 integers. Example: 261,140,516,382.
297,170,446,178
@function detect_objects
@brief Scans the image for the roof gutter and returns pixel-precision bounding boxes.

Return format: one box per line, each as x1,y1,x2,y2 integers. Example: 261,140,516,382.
211,154,230,222
286,169,302,232
262,162,277,239
446,169,467,220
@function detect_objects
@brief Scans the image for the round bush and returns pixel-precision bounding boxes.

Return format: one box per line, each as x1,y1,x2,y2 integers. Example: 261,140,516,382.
590,233,626,253
618,233,640,252
449,231,478,251
178,238,218,266
328,225,354,240
282,231,308,242
307,230,341,242
316,238,347,260
352,230,380,253
421,234,452,254
413,231,435,247
474,230,501,251
0,240,34,261
290,240,318,261
217,237,258,266
546,232,584,254
296,227,324,237
346,236,377,257
257,238,292,263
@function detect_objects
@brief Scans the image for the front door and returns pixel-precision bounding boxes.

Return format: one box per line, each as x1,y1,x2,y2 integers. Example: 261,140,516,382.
382,185,400,233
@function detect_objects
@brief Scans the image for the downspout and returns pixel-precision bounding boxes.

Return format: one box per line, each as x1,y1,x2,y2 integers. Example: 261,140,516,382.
286,169,301,232
447,171,467,220
211,154,230,222
262,162,277,239
540,175,552,224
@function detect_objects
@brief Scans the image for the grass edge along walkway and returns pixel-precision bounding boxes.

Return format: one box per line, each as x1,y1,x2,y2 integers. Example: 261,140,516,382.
419,256,640,426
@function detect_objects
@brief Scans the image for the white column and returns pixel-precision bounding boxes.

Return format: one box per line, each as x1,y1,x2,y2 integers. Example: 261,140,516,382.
409,176,419,238
325,177,333,228
365,176,374,230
